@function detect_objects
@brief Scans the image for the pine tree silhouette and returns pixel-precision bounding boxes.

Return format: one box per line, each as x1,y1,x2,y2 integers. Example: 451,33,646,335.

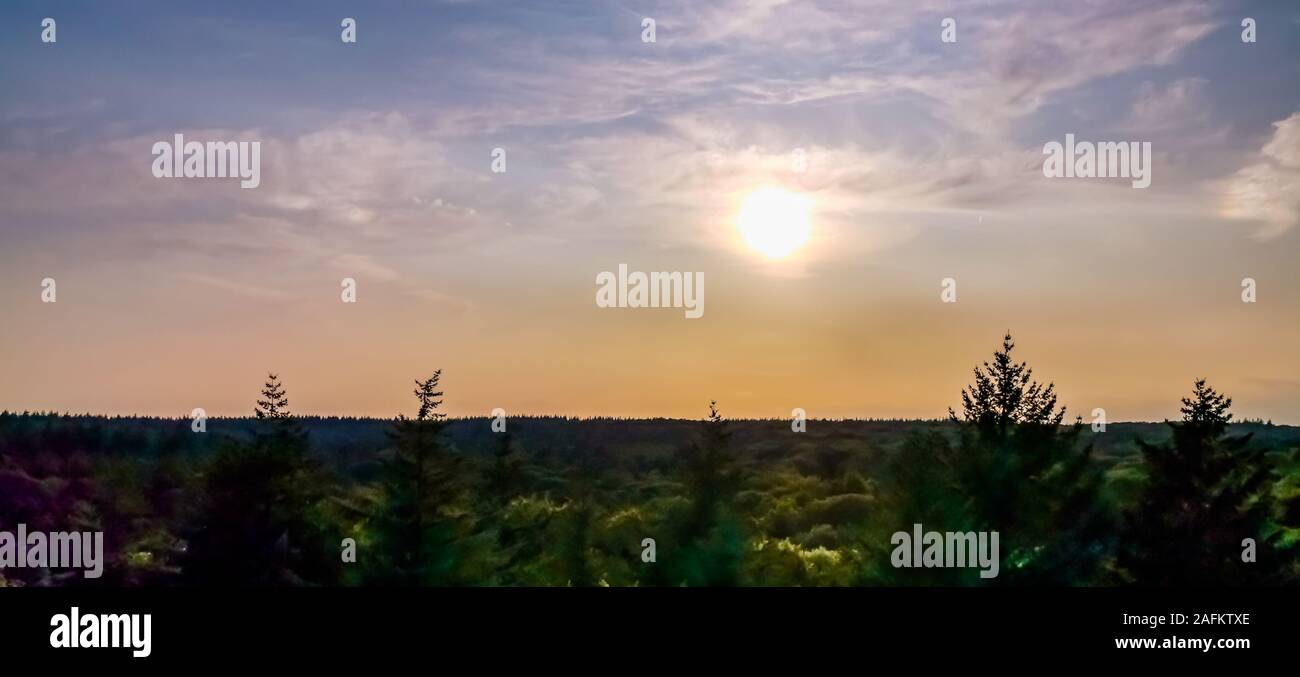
255,373,290,420
682,401,738,540
656,401,744,586
251,373,308,453
1122,379,1276,585
182,373,338,585
950,333,1066,432
369,370,464,585
943,333,1111,584
412,371,445,423
1179,377,1232,433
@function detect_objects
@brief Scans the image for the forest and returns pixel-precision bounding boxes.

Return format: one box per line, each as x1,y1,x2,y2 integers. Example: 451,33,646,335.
1,334,1297,587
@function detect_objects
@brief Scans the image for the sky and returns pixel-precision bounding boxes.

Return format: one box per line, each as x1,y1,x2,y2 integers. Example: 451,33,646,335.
0,0,1298,422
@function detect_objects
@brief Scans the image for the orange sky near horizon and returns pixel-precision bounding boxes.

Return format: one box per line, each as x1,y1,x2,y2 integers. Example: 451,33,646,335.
2,2,1298,423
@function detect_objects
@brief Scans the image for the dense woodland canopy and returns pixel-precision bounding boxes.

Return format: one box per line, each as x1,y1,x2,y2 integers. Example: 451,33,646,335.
1,335,1297,586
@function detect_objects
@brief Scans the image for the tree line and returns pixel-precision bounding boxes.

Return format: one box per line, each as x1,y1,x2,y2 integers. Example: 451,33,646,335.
1,334,1296,586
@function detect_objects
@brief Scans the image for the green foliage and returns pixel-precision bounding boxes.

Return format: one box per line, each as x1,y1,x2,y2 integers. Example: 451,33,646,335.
181,374,337,586
2,347,1297,587
652,402,746,586
363,370,468,586
1121,379,1278,585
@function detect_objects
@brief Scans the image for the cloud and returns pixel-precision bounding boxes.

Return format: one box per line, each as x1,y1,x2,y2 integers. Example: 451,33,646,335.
1128,78,1210,131
179,273,296,302
0,113,505,261
0,0,1246,271
403,287,477,315
333,254,400,282
407,0,1219,143
1220,112,1300,240
1261,113,1300,168
663,0,902,51
898,1,1216,133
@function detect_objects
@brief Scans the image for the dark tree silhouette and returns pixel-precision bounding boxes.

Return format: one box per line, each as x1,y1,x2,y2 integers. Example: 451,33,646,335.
950,333,1065,432
681,402,739,541
942,333,1112,584
1122,379,1276,585
255,373,290,420
6,353,1296,589
656,401,745,586
183,374,336,585
368,370,464,585
412,372,445,422
1179,378,1232,430
251,373,309,452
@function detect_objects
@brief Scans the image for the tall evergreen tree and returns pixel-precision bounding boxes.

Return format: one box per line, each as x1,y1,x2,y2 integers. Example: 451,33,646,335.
681,402,738,542
657,401,744,586
1122,379,1276,584
944,333,1112,584
183,374,336,585
368,370,464,585
951,333,1066,433
252,373,308,453
255,373,290,420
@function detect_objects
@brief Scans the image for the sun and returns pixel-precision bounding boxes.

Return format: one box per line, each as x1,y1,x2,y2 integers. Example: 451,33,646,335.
736,187,812,259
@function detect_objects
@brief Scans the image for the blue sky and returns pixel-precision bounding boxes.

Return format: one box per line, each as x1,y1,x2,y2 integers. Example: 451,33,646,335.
1,0,1298,421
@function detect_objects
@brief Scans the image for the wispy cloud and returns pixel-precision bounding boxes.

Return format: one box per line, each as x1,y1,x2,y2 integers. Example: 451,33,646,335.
1221,112,1300,240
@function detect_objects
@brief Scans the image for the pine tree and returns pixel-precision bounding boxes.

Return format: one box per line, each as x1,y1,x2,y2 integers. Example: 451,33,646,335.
252,373,307,452
658,401,744,586
950,333,1066,432
943,333,1111,584
255,373,290,420
681,401,738,542
1122,379,1276,584
183,374,335,585
368,370,464,585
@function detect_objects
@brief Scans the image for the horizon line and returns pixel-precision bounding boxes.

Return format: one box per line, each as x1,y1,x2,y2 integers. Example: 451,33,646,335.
3,410,1295,427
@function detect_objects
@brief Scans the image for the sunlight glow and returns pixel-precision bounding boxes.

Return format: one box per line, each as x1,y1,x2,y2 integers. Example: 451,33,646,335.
736,187,813,259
